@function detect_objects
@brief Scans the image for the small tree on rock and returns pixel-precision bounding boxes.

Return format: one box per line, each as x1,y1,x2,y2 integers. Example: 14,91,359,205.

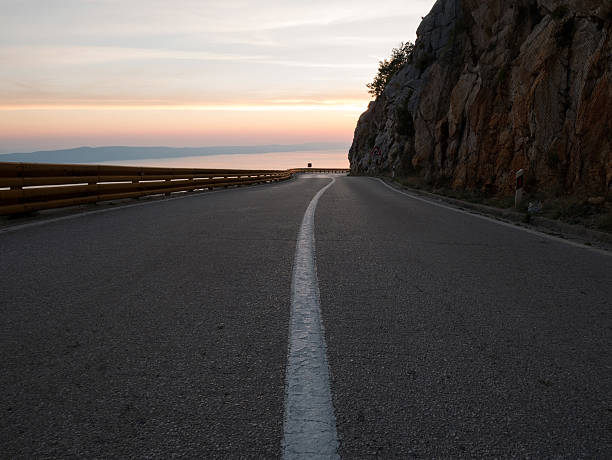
367,41,414,97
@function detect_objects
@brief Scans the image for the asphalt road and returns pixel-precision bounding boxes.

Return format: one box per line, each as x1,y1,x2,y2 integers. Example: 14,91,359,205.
1,174,611,458
316,177,612,458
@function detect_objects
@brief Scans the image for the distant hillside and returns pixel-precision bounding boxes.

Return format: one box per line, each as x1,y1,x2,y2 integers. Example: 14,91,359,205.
0,143,349,164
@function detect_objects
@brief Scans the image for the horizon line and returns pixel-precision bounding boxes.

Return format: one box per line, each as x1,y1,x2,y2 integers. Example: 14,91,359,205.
0,142,351,157
0,102,369,112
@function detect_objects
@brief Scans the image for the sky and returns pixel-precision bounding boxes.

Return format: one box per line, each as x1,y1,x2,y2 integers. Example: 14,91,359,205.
0,0,435,153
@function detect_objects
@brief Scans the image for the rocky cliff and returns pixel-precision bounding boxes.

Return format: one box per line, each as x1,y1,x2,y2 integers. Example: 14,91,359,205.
350,0,612,201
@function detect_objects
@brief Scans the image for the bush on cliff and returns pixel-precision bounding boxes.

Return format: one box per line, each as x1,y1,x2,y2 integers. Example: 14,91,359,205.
366,41,414,97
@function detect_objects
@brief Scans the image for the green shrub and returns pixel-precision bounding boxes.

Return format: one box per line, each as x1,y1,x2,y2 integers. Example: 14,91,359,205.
366,42,414,97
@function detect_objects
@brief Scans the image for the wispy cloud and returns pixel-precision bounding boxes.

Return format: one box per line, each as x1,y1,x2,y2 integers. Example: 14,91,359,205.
0,44,375,69
0,45,270,65
0,99,369,113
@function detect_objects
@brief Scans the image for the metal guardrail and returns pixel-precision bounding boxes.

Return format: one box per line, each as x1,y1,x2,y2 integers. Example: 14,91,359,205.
291,168,350,174
0,162,349,215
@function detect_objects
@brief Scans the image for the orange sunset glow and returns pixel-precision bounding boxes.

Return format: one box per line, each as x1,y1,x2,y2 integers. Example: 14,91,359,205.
0,0,434,156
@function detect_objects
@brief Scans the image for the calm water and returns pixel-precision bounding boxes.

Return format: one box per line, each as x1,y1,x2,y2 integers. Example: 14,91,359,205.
100,149,349,170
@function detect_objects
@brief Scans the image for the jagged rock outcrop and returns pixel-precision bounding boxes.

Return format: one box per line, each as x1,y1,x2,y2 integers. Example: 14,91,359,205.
350,0,612,200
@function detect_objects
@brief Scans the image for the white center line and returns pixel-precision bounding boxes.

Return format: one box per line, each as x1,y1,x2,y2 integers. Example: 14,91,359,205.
282,177,339,459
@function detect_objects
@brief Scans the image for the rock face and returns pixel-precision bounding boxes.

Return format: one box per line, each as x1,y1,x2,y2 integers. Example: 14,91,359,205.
349,0,612,200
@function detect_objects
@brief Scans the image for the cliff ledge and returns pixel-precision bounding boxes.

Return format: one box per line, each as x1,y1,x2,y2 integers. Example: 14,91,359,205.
350,0,612,202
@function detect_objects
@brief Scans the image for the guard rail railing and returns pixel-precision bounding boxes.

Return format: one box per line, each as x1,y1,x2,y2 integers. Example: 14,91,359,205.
0,162,349,215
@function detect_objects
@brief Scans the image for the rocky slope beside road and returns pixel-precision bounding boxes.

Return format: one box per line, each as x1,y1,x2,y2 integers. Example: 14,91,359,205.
349,0,611,203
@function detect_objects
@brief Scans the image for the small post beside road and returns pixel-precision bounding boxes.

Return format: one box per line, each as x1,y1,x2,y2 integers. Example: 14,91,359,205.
515,169,524,208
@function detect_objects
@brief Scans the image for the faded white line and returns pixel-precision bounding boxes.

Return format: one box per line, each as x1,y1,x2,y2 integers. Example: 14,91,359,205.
283,177,339,459
375,178,611,257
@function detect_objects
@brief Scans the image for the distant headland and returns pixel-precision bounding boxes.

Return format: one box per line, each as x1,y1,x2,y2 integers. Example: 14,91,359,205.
0,142,349,164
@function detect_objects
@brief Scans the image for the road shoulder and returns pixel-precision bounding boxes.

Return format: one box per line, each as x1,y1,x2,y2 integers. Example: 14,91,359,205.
377,176,612,252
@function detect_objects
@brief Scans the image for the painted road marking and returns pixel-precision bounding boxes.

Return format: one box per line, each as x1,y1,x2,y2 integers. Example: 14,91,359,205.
282,177,339,459
375,178,611,257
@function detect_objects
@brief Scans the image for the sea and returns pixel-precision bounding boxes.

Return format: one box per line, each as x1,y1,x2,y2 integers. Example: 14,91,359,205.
100,149,349,170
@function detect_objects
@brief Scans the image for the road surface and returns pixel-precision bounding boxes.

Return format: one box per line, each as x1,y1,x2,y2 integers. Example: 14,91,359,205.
1,174,611,458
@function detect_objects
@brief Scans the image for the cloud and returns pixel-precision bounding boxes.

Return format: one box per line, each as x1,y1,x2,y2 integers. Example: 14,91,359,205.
0,45,270,65
0,0,435,150
0,97,369,113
